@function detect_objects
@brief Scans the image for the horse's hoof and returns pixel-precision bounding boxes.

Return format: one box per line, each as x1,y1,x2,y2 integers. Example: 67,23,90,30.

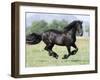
53,54,58,59
55,55,59,59
49,53,53,56
62,55,68,59
55,57,58,59
71,51,76,55
62,57,67,59
52,53,59,59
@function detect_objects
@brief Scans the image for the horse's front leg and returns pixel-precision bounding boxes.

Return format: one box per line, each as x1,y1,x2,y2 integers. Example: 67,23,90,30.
62,46,71,59
71,43,78,55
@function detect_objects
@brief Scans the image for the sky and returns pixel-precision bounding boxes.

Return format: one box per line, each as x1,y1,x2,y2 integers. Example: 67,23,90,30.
25,12,90,27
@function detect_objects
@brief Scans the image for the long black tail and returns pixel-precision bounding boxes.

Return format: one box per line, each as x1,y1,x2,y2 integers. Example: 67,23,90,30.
26,33,42,45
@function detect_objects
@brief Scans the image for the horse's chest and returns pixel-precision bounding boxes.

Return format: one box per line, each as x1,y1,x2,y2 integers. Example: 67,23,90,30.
63,34,74,45
64,37,73,45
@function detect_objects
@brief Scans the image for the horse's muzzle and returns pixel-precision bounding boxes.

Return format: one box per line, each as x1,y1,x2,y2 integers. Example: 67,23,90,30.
80,32,83,36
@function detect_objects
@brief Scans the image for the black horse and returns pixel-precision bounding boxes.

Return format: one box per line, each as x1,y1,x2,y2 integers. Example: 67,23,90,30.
26,20,83,59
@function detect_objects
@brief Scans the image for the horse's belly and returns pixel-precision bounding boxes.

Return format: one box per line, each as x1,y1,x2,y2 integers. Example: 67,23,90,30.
55,37,73,46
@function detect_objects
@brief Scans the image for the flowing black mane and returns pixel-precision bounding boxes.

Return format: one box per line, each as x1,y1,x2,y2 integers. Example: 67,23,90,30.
64,20,82,32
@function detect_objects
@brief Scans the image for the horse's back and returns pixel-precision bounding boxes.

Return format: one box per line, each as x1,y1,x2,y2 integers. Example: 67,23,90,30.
44,29,62,34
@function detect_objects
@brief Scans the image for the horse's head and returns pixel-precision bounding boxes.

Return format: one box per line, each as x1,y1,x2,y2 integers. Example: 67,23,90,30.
75,21,83,36
63,20,83,36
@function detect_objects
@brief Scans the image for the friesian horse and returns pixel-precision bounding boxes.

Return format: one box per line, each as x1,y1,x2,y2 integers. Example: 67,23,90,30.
26,20,83,59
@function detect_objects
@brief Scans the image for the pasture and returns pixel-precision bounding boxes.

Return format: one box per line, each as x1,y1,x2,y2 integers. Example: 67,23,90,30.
25,37,89,67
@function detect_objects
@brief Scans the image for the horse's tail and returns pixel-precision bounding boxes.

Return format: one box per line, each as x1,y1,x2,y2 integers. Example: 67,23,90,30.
26,33,42,45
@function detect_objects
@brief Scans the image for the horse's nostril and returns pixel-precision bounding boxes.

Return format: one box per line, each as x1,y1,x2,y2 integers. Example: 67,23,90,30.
80,33,83,36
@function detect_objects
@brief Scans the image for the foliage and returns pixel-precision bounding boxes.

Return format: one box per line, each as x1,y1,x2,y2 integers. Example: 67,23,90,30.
26,19,68,35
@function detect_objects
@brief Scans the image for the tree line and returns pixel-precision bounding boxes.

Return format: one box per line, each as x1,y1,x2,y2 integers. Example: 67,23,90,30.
26,19,68,35
26,19,89,37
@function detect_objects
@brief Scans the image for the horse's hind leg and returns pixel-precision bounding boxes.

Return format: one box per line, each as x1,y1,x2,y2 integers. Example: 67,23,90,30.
44,44,59,59
44,44,54,56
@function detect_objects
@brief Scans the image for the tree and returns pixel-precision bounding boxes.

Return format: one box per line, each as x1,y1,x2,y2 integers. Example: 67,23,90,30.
26,19,69,35
30,20,47,33
47,19,68,30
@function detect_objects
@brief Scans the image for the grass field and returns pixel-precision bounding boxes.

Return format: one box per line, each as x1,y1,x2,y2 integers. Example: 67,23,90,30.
25,37,89,67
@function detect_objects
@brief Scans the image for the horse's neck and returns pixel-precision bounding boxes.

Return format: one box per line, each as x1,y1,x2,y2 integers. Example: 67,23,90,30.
72,28,76,40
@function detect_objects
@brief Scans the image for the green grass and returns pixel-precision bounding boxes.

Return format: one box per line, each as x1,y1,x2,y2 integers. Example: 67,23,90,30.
25,38,89,67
